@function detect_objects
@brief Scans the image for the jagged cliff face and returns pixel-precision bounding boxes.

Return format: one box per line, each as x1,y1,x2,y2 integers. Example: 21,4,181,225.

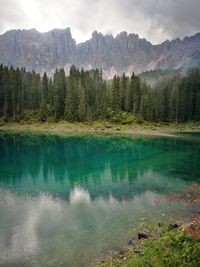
76,31,158,76
0,28,200,78
0,28,76,74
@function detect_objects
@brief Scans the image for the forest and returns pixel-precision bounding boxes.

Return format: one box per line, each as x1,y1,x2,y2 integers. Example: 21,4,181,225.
0,64,200,123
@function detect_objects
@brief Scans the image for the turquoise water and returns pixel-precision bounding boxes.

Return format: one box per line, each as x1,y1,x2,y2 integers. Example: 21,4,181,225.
0,132,199,266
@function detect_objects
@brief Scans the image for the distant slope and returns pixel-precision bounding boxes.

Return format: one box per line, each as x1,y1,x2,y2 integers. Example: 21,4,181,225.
0,28,200,78
139,69,181,86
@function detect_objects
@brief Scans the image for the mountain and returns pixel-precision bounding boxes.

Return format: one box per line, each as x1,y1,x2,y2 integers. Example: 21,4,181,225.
0,28,200,78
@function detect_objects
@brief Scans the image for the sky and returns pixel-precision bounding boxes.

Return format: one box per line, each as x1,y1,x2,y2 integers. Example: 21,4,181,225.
0,0,200,44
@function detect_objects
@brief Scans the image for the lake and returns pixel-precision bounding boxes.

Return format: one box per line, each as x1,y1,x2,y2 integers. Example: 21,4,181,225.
0,132,199,266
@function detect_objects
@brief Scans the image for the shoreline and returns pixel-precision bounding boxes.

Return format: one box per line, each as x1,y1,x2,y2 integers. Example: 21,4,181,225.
96,215,200,267
97,184,200,266
0,121,200,137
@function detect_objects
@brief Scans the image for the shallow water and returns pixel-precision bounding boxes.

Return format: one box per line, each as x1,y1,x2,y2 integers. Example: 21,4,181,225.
0,133,199,266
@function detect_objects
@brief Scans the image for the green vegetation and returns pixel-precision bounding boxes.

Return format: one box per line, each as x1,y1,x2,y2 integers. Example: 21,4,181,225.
1,121,200,138
139,69,180,86
97,219,200,267
0,65,200,123
97,184,200,267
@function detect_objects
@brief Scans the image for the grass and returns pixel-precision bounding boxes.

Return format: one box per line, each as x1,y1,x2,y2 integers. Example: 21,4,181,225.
0,120,200,137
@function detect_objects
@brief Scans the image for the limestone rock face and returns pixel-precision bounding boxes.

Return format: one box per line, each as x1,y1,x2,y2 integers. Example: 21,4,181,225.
0,28,200,78
0,28,76,73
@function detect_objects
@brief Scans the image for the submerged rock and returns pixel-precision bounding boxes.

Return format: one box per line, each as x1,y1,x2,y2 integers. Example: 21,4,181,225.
128,238,137,246
111,247,123,254
138,232,148,240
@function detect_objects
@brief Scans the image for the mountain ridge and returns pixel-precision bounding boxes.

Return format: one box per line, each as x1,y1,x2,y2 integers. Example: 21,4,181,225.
0,28,200,78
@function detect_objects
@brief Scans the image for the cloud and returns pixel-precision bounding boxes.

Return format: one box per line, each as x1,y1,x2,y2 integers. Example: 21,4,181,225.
0,0,27,32
126,0,200,40
0,0,199,44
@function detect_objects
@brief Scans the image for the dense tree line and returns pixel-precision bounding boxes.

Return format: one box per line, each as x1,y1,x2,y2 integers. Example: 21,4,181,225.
0,64,200,123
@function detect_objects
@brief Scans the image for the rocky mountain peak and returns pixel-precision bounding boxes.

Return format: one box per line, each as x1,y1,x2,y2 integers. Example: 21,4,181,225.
0,28,199,78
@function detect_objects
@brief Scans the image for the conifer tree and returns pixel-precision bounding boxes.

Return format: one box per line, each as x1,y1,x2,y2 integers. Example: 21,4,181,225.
78,82,86,121
112,75,120,112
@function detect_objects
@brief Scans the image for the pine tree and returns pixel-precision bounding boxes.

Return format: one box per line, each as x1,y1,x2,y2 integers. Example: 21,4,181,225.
39,98,47,121
42,72,49,103
0,65,200,124
40,72,49,120
65,70,78,122
112,75,120,112
78,82,86,121
2,67,10,119
120,73,129,111
169,86,179,122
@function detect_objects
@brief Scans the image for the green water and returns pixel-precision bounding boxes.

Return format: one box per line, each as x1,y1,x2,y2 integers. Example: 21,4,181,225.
0,132,199,267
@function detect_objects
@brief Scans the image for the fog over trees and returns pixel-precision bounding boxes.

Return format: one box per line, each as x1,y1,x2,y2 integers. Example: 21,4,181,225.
0,65,200,123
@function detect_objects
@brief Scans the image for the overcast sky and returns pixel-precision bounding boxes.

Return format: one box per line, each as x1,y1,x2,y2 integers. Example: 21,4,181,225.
0,0,200,44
